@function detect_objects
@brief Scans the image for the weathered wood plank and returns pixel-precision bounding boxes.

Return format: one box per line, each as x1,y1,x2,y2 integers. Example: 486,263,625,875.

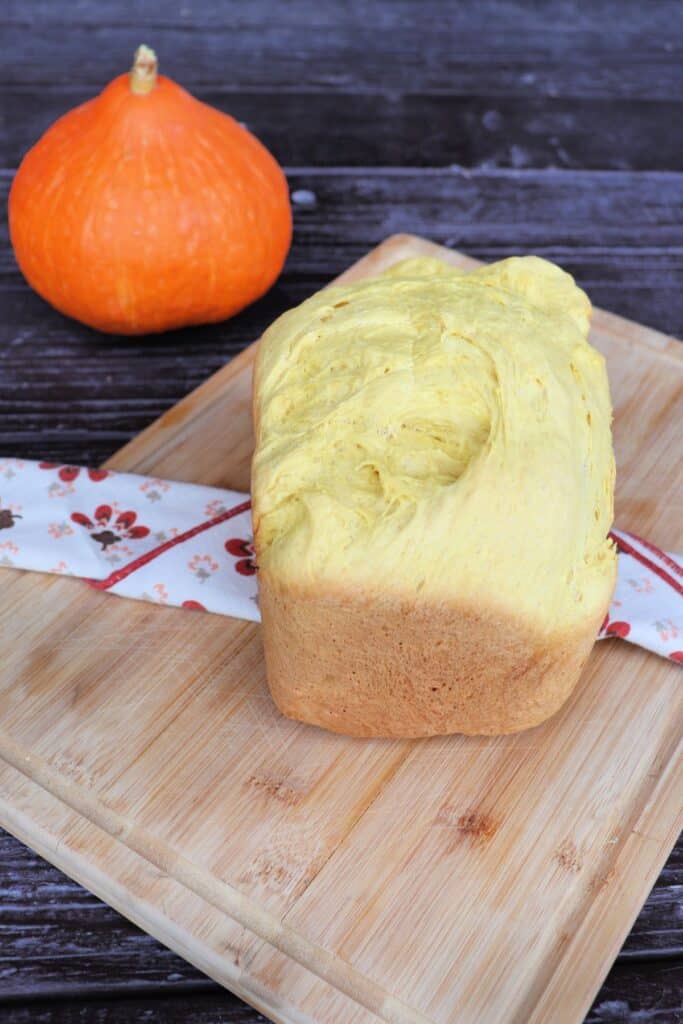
586,963,683,1022
0,994,266,1023
3,0,681,101
4,87,682,172
0,965,681,1023
0,835,204,998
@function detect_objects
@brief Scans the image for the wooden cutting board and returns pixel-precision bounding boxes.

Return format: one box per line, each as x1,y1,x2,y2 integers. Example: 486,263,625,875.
0,234,681,1024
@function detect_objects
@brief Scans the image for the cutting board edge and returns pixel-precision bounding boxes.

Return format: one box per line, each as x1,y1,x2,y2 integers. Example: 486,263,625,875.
0,769,304,1024
526,727,683,1024
0,734,423,1024
2,713,681,1024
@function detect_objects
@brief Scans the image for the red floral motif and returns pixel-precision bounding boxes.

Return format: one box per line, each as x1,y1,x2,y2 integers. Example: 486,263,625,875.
225,537,257,576
40,462,109,483
70,504,150,550
604,619,631,639
182,600,206,611
670,651,683,663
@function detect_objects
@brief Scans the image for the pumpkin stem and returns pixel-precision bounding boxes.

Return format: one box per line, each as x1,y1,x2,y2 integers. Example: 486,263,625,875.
130,45,158,95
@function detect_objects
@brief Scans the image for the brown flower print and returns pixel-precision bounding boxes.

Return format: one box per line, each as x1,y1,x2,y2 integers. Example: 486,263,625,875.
71,505,150,550
0,509,22,529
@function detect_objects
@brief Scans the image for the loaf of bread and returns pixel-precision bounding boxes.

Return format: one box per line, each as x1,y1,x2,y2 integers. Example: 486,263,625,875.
252,255,616,737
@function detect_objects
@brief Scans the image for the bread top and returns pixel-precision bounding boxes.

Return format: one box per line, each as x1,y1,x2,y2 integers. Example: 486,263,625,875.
252,255,616,632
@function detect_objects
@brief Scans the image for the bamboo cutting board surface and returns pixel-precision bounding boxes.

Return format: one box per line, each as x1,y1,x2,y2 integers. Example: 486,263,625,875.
0,234,681,1024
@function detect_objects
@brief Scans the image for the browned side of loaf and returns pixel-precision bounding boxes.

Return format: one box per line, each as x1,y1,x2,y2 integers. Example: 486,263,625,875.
258,574,605,738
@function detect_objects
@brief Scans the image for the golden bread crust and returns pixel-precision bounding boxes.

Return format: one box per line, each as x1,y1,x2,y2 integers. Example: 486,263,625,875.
259,572,607,738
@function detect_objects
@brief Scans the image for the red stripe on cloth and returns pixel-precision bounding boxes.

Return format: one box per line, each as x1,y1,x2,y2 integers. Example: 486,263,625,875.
609,530,683,597
87,499,252,592
621,529,682,578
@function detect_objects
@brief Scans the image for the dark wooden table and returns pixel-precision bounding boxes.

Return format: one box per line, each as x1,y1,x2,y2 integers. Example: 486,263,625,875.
1,2,682,1021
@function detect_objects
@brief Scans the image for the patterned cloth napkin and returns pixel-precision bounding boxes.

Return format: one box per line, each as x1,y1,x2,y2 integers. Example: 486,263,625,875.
0,459,680,662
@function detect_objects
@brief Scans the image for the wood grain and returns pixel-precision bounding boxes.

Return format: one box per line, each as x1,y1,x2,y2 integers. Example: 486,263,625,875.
2,962,683,1024
4,0,682,101
0,236,681,1024
5,88,683,172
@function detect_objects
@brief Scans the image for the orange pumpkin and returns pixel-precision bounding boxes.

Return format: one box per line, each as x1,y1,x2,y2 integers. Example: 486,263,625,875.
9,46,292,335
